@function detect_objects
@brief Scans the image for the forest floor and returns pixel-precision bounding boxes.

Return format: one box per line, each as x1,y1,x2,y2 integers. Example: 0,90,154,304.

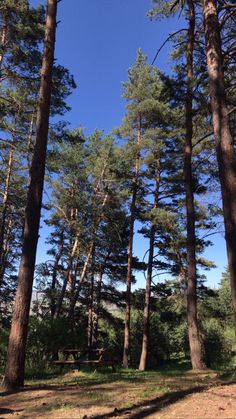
1,365,236,418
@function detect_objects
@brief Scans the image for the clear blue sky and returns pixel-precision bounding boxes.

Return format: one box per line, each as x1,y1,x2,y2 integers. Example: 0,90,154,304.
30,0,227,288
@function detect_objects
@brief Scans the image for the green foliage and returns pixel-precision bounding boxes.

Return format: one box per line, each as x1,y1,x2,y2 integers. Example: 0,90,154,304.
1,0,236,382
148,0,180,19
0,0,76,312
202,318,232,367
26,316,86,371
0,326,9,370
130,286,189,369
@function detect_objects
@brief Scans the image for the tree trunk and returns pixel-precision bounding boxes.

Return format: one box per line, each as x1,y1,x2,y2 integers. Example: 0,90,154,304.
51,230,64,318
56,235,79,318
89,253,109,349
1,0,57,391
68,241,95,321
88,248,96,353
92,267,104,348
185,0,206,370
27,112,36,169
0,145,14,288
56,194,79,317
202,0,236,328
139,163,160,371
123,115,141,368
68,192,108,320
0,212,14,285
0,21,8,69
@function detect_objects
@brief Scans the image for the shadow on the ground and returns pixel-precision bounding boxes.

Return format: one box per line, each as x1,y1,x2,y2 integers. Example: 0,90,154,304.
89,385,206,418
0,370,236,418
0,407,24,415
0,408,14,414
90,380,236,419
0,370,160,395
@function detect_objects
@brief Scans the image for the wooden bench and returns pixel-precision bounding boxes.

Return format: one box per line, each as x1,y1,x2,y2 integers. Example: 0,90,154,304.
53,348,116,371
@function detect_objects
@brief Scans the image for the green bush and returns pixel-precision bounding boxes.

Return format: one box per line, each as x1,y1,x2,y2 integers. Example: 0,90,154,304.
203,318,232,367
0,327,9,370
26,316,86,371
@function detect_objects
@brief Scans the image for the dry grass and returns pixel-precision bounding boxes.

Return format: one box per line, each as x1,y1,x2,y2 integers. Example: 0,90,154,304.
0,366,236,418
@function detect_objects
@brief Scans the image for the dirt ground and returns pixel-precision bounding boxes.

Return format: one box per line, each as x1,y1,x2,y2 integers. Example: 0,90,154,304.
0,370,236,418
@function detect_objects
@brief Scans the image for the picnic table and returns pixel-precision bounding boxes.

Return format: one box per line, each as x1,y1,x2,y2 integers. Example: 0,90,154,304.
53,348,117,371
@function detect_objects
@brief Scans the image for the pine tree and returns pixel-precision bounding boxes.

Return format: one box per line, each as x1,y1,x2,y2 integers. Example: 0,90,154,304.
149,0,218,369
1,0,58,390
0,1,75,305
201,0,236,328
184,0,206,370
116,50,171,367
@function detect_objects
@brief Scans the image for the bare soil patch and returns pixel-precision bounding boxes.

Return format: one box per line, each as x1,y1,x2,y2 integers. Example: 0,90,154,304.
0,369,235,418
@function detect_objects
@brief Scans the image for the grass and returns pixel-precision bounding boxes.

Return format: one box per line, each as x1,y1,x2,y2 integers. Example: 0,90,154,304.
25,361,219,393
25,367,60,381
3,361,236,419
141,384,171,398
50,402,75,412
23,359,205,386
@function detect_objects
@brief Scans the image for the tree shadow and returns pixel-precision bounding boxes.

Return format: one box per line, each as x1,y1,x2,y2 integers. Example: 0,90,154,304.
1,370,236,418
0,407,23,415
90,385,207,418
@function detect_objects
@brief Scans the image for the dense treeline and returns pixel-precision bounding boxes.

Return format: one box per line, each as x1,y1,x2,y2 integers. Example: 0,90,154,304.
0,0,236,390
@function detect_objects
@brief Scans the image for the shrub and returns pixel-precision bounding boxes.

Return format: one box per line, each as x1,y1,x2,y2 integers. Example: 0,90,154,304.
203,318,232,367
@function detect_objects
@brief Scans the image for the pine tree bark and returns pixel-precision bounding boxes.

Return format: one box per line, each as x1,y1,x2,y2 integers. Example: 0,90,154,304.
1,0,57,391
123,115,141,368
202,0,236,328
185,0,206,370
139,163,160,371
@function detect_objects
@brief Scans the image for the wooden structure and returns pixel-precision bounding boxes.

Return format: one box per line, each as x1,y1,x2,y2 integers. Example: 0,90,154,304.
53,348,116,371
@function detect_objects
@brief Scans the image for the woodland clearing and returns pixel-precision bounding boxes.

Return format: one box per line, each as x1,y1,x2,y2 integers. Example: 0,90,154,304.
1,367,236,418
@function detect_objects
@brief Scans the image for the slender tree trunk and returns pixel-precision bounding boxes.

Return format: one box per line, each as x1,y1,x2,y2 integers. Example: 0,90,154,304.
68,192,108,320
139,163,160,371
139,228,154,371
1,0,57,391
88,248,95,353
56,235,79,318
202,0,236,328
0,22,8,69
92,272,102,349
51,230,64,318
185,0,206,370
123,115,141,368
27,112,36,169
87,273,95,351
70,255,79,303
68,241,95,320
0,145,14,287
0,212,14,284
89,253,109,349
56,194,79,317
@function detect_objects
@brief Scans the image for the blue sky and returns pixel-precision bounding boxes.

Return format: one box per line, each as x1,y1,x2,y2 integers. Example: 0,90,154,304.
30,0,227,288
